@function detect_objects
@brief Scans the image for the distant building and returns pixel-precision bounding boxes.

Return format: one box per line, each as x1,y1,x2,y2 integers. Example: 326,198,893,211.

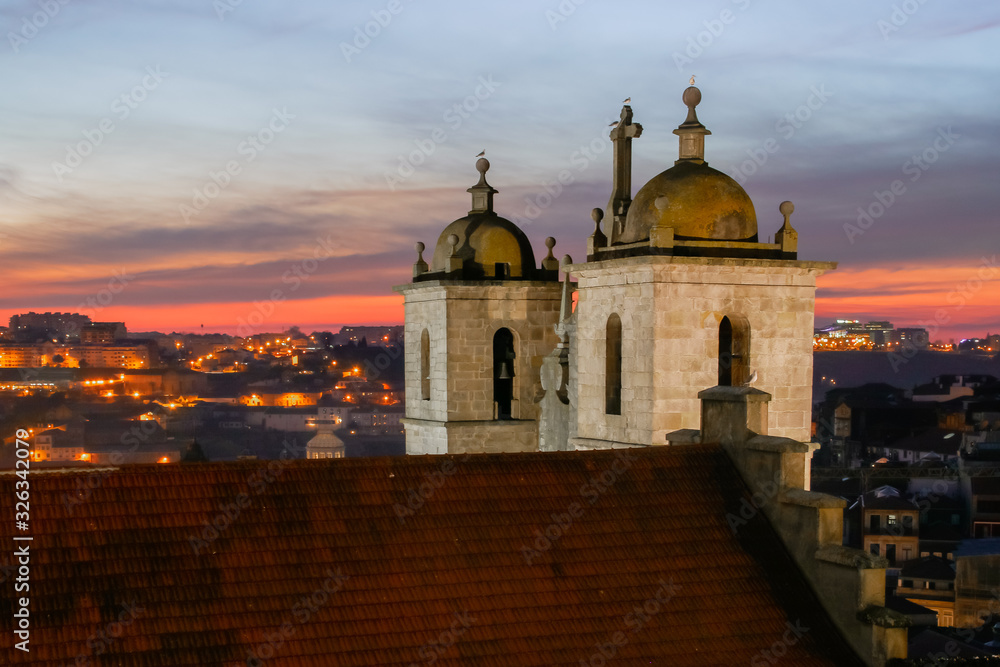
852,485,920,568
306,405,345,459
0,340,157,369
896,556,956,627
968,477,1000,539
953,539,1000,628
241,389,322,407
262,407,316,431
80,322,127,344
885,429,962,463
898,328,930,349
32,428,83,462
8,311,91,338
333,325,403,347
348,405,405,436
913,375,997,403
865,321,895,346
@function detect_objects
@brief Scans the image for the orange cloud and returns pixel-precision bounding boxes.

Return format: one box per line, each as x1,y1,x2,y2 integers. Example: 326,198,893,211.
9,295,405,335
816,260,1000,341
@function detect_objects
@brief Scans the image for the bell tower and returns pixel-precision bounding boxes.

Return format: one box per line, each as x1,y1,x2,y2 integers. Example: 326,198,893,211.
395,159,563,455
570,84,836,448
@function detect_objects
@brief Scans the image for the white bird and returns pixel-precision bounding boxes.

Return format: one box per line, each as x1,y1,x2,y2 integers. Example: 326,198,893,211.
475,150,485,157
742,370,758,387
622,96,630,104
608,121,619,128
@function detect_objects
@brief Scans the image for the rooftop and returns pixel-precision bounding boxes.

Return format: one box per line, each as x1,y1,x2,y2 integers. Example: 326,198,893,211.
0,445,860,665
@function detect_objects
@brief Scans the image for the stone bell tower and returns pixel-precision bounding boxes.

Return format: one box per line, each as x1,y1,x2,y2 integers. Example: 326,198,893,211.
395,158,563,455
568,83,835,448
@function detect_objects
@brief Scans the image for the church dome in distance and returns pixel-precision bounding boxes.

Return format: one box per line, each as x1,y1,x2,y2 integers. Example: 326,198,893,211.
430,158,537,279
619,85,758,244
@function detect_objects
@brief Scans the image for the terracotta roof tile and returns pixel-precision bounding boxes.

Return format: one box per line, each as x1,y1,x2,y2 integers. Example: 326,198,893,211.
1,445,862,665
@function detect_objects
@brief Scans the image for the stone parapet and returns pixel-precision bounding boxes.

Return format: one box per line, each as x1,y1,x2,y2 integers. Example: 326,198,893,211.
695,386,907,666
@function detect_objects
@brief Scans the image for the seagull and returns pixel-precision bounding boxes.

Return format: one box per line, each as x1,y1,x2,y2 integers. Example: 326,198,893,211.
608,121,619,128
475,150,485,157
622,96,630,104
742,369,758,387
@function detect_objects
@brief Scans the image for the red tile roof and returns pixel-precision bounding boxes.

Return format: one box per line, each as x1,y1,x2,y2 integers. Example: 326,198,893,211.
0,444,862,665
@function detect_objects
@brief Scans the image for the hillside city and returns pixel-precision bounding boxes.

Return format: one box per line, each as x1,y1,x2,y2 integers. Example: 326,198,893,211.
0,312,405,466
2,308,999,652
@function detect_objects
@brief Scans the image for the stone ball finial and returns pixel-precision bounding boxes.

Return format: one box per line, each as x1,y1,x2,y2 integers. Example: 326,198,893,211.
779,201,795,217
476,157,490,175
415,241,425,254
683,85,702,108
591,208,603,223
561,254,572,267
447,233,459,252
545,237,556,251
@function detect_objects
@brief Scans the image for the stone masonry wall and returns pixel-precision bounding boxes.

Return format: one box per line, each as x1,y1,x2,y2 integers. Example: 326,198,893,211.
397,280,561,455
570,256,833,447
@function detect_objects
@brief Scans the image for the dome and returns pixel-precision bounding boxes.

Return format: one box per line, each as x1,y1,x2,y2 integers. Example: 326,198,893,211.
428,158,537,279
621,161,757,243
430,213,536,278
617,84,757,244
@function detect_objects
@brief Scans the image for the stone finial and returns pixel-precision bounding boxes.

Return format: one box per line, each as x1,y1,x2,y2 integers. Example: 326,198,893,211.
779,200,795,225
673,83,711,165
468,157,498,214
649,196,675,249
775,200,798,254
446,233,463,273
413,241,428,278
588,208,607,255
542,236,559,271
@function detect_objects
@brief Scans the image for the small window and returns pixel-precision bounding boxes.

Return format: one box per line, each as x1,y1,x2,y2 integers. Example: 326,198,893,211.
420,329,430,400
493,328,515,420
494,262,510,279
870,543,880,556
887,514,897,526
605,314,622,415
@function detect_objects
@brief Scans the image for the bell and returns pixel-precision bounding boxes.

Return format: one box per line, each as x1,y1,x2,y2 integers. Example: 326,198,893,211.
498,362,512,380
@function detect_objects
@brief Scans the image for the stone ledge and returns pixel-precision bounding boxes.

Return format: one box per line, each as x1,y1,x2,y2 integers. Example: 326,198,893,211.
780,488,846,509
572,437,652,450
815,545,889,570
664,429,701,445
746,434,810,454
698,386,772,403
566,255,837,275
857,605,912,629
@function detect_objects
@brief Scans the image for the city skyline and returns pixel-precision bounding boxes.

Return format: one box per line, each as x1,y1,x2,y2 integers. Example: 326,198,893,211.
1,1,998,339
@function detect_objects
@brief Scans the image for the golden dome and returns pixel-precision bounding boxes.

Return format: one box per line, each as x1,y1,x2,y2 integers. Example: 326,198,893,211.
618,85,758,244
428,158,536,279
621,161,758,243
430,212,536,278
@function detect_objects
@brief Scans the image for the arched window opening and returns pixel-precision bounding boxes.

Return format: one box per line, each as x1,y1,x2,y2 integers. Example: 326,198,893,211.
493,328,515,420
605,314,622,415
718,315,751,386
420,329,430,400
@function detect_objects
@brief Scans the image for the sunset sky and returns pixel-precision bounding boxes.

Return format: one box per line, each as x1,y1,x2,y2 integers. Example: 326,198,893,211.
1,0,998,340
